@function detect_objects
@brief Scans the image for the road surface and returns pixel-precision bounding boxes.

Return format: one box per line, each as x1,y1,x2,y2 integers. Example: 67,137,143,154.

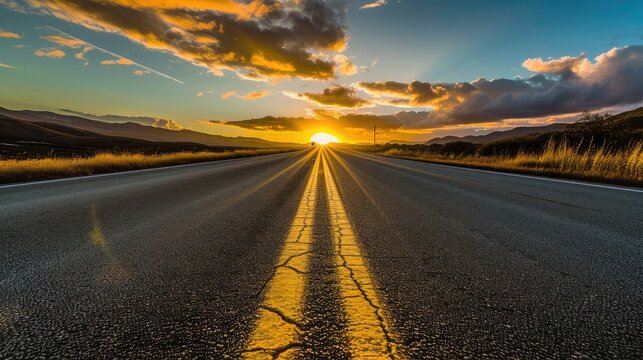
1,147,641,358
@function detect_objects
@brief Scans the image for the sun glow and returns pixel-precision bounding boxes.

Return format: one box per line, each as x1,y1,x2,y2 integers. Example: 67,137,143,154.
310,132,340,145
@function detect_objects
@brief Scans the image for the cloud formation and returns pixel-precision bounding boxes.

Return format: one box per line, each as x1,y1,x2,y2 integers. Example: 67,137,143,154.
240,90,271,100
334,54,358,75
357,80,477,109
44,35,84,48
0,29,20,38
217,111,407,132
0,62,16,69
34,47,65,58
101,58,135,65
360,0,388,10
221,89,271,100
25,0,353,81
44,34,93,63
0,0,26,13
355,45,643,126
75,46,92,63
286,85,371,108
42,26,184,83
220,45,643,133
221,90,237,99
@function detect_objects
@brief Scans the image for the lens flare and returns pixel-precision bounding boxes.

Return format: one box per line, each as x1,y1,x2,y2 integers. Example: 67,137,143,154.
310,132,340,145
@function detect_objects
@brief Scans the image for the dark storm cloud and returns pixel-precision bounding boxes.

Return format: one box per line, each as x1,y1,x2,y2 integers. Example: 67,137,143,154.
217,111,409,132
356,45,643,126
286,85,371,108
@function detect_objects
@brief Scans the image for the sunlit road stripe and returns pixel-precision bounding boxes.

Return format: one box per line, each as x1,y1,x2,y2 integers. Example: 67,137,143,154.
321,148,405,359
243,149,321,359
88,204,127,282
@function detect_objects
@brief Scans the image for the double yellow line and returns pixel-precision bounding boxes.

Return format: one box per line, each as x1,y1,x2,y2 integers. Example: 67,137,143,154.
243,148,404,359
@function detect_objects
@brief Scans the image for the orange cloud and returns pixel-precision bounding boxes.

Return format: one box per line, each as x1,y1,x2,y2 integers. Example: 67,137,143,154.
221,90,237,99
133,69,149,76
0,29,20,38
221,90,271,100
334,55,358,76
101,58,135,65
522,54,595,78
357,80,476,109
34,47,65,58
24,0,349,81
240,90,271,100
109,0,262,16
74,46,92,62
44,35,84,48
360,0,388,10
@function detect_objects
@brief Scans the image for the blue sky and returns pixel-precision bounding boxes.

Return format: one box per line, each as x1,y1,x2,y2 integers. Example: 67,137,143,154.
347,1,642,81
0,0,642,142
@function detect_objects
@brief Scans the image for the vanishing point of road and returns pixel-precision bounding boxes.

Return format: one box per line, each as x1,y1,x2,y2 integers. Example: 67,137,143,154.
1,147,641,358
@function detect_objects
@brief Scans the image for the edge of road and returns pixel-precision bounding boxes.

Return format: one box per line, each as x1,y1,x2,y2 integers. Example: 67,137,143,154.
0,149,307,190
343,149,643,194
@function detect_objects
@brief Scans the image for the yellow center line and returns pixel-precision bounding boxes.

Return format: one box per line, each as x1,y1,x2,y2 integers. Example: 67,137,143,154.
321,148,405,359
243,149,322,359
88,204,128,282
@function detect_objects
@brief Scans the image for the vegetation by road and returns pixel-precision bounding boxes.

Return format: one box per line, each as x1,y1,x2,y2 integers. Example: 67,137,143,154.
374,108,643,186
0,149,298,184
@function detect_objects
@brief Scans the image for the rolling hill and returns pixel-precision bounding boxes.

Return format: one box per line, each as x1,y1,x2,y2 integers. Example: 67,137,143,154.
0,115,250,158
425,123,568,145
0,107,298,148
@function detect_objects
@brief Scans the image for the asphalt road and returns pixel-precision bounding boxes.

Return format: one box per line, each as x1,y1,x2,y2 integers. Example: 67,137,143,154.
1,147,641,358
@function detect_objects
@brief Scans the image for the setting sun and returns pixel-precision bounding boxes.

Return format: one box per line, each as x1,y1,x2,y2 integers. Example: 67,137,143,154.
310,132,340,145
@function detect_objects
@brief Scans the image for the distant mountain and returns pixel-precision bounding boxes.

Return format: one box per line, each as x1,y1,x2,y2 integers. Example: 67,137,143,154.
2,115,162,147
425,123,568,145
0,115,251,158
0,107,298,148
59,109,184,130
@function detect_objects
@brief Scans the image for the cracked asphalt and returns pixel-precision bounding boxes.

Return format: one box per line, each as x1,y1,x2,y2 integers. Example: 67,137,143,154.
1,147,642,358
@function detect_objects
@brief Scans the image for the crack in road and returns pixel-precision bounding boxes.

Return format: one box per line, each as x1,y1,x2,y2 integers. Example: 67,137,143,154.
244,148,406,358
259,305,304,329
243,150,322,359
321,148,406,359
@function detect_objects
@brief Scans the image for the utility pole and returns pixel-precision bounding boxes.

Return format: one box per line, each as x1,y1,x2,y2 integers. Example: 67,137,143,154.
373,124,376,152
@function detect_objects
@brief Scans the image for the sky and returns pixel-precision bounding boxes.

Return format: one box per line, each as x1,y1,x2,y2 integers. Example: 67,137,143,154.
0,0,642,143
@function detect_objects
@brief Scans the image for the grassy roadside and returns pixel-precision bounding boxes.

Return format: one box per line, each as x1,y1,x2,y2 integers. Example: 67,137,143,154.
373,140,643,187
0,149,299,184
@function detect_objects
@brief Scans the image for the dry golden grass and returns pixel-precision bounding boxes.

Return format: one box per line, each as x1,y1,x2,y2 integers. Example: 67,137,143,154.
0,149,296,183
381,140,643,186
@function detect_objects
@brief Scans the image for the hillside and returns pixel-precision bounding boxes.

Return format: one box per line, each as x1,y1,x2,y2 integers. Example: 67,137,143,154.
376,107,643,157
0,116,244,158
478,107,643,156
0,107,299,148
425,123,568,145
566,107,643,134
